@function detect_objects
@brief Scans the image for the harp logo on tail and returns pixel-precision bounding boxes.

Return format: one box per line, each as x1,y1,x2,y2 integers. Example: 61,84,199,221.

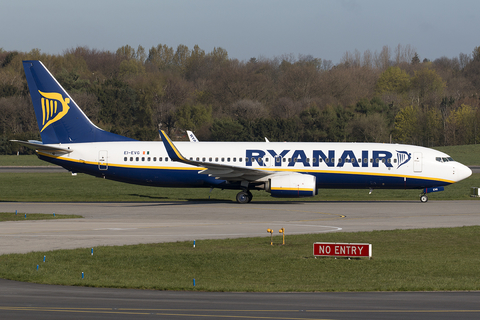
39,90,70,132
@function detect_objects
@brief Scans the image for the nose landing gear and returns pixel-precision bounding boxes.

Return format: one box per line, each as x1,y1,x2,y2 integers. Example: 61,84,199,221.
420,194,428,203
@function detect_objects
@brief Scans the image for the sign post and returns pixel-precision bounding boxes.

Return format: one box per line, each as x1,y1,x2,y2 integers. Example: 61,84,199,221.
313,242,372,259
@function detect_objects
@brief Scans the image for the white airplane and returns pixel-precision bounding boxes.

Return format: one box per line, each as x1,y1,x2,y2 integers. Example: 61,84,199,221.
13,60,472,203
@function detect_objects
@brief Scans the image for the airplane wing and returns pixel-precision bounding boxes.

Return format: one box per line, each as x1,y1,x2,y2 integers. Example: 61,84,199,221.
159,130,270,181
10,140,73,153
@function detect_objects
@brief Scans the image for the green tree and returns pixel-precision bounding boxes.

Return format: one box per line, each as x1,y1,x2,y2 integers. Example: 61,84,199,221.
175,103,212,132
116,45,136,60
393,105,419,144
375,66,410,95
147,44,174,70
410,67,445,101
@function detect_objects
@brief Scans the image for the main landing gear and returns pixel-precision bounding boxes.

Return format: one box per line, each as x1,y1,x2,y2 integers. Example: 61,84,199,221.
420,193,428,203
236,190,253,204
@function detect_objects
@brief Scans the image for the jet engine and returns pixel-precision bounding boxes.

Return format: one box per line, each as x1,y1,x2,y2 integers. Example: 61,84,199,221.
265,173,317,198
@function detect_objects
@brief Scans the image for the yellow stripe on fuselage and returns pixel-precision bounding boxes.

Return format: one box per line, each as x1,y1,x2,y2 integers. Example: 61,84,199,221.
37,151,455,184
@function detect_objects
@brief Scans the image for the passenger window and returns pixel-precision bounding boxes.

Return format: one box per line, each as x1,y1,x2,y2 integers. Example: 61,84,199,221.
153,157,156,161
227,157,230,162
124,157,127,161
239,158,242,162
283,158,286,162
215,157,218,162
142,157,145,161
202,157,206,161
338,158,342,163
159,157,162,161
147,157,151,161
130,157,133,161
165,157,168,161
190,157,193,160
221,157,225,162
196,157,199,161
363,158,367,163
375,158,379,163
136,157,139,161
307,158,310,163
313,158,317,163
209,157,212,162
233,158,236,162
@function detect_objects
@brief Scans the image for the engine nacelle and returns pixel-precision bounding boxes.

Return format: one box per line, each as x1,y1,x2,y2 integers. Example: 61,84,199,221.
266,173,317,198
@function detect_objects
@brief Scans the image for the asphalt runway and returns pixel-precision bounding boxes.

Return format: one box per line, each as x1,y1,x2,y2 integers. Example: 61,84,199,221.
1,200,480,320
1,201,480,254
1,278,479,320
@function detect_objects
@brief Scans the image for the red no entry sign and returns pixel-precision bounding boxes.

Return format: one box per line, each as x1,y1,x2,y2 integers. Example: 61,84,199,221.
313,242,372,259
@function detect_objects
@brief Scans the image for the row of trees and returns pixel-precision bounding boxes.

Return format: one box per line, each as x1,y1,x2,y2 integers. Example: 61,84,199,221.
1,44,480,154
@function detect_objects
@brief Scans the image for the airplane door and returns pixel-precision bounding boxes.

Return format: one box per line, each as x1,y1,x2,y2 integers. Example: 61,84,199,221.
98,150,108,170
413,152,422,172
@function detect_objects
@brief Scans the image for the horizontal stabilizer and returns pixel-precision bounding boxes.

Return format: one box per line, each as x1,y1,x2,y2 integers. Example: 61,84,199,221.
10,140,73,153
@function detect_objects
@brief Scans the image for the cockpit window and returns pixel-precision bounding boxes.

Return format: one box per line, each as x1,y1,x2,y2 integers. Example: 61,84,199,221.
436,157,455,163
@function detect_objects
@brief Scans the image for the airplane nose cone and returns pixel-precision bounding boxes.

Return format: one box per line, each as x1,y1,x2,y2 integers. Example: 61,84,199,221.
455,163,472,182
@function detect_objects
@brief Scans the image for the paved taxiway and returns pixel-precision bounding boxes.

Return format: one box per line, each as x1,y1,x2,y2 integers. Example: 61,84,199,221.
1,201,480,254
1,278,479,320
1,200,479,320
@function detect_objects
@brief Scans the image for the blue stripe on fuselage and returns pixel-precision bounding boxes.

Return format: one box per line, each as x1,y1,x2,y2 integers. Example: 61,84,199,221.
38,154,450,190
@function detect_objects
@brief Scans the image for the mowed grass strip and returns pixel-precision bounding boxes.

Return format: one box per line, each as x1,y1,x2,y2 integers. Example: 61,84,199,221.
0,172,479,202
1,226,479,292
0,212,82,221
0,155,55,167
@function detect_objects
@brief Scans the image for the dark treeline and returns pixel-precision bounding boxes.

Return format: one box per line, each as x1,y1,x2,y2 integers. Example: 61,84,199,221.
1,43,480,154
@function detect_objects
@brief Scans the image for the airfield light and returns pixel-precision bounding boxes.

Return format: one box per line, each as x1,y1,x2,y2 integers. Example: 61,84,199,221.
267,228,273,245
279,228,285,245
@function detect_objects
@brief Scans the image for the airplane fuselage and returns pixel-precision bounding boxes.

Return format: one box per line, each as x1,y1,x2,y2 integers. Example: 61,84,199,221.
37,141,469,191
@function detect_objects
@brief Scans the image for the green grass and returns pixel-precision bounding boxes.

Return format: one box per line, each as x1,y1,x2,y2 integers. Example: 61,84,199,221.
0,212,82,221
0,155,55,166
1,226,480,292
1,171,479,202
433,144,480,166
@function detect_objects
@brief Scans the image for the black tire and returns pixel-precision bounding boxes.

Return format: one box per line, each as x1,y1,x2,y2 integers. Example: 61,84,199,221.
236,191,249,204
420,194,428,203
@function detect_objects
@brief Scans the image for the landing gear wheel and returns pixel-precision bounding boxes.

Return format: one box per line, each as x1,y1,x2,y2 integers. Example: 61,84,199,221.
247,191,253,203
236,191,249,204
420,194,428,203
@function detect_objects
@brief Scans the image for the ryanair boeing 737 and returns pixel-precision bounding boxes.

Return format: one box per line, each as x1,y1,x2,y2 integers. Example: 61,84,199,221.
13,61,472,203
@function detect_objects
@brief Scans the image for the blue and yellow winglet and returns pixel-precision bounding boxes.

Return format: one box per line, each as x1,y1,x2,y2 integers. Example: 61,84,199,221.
159,130,189,163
